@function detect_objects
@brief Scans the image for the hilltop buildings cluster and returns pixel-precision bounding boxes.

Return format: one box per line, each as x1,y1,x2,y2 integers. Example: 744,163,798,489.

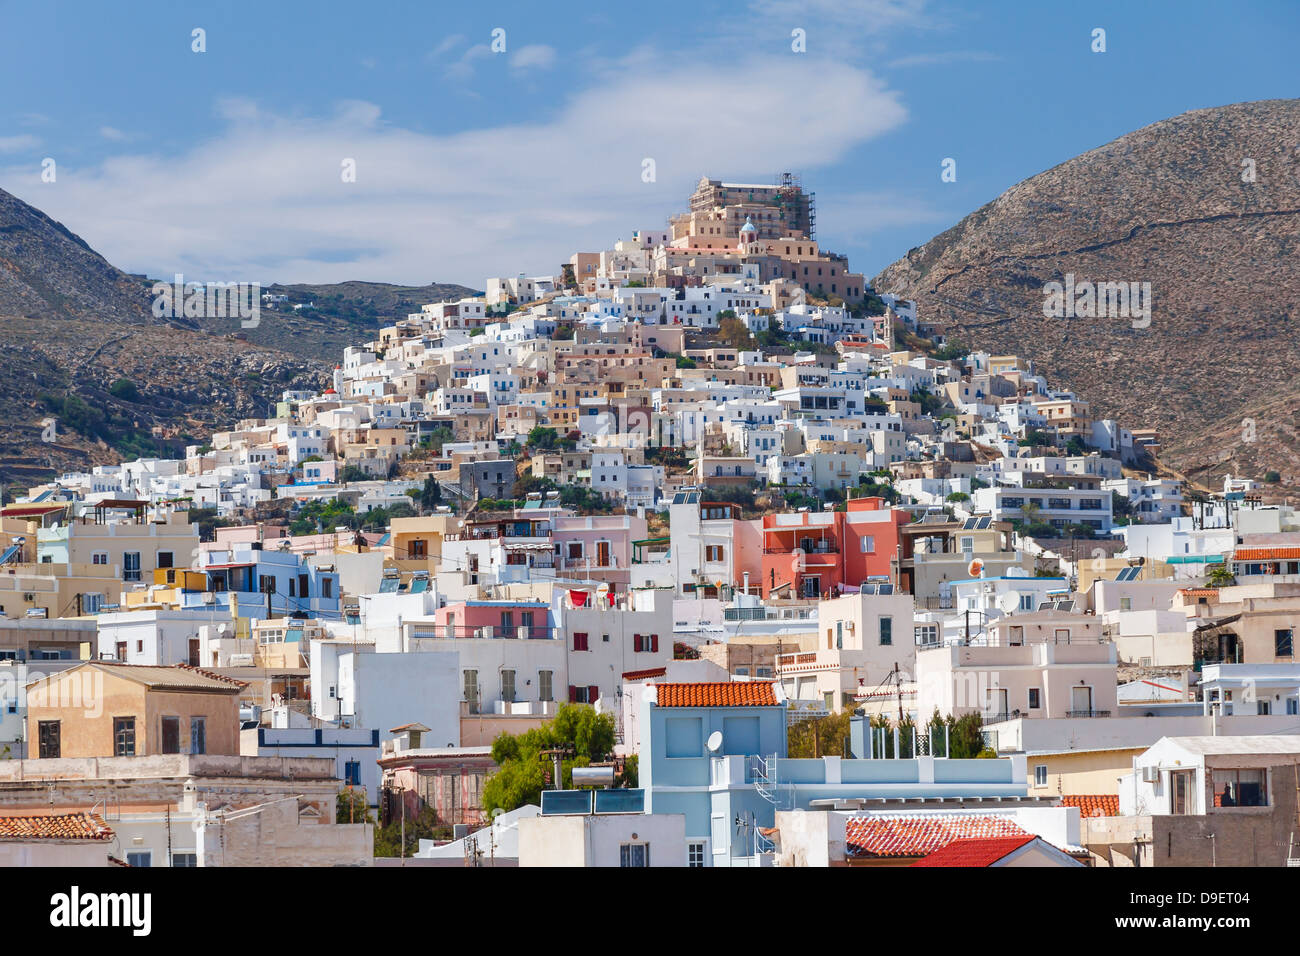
0,177,1296,868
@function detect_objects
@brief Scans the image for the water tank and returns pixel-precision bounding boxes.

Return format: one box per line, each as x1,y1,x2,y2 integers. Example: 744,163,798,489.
571,766,616,788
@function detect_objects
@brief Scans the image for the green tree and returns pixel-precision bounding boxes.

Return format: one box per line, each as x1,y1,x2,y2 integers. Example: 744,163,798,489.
717,314,755,351
946,492,970,503
526,426,559,451
1207,563,1236,588
420,476,443,512
482,704,619,815
787,710,854,758
336,787,374,824
109,378,142,403
424,426,455,455
339,464,370,483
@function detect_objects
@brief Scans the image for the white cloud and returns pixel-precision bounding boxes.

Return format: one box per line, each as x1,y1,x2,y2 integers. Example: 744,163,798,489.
0,59,907,289
443,44,491,80
429,33,465,59
0,134,41,153
99,126,127,141
510,44,556,72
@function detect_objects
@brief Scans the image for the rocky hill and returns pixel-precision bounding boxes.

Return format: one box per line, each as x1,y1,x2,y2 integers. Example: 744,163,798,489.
0,186,469,488
873,98,1300,497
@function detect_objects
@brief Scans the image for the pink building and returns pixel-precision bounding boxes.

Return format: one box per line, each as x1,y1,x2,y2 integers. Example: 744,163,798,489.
551,513,647,590
434,600,554,640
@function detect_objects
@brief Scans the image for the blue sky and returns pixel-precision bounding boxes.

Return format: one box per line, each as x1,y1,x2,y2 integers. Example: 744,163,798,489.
1,0,1296,288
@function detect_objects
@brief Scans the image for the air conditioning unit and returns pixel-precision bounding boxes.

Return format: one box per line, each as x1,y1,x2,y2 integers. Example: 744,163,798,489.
202,592,216,605
1140,766,1160,784
517,626,529,640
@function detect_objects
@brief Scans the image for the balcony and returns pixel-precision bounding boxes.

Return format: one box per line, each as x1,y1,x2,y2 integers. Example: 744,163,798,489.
1066,709,1112,718
409,625,556,641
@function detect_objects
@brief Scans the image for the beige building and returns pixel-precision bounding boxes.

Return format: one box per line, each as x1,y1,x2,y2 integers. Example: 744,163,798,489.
916,612,1117,722
779,589,916,715
26,662,243,760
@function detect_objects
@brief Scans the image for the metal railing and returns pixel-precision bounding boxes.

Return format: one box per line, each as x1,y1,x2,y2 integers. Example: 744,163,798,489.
408,625,556,641
1066,709,1111,718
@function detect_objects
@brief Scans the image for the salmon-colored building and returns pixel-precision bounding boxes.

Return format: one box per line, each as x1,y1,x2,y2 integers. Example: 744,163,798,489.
761,497,907,599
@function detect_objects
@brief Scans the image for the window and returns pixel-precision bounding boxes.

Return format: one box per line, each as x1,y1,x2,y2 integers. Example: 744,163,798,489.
1028,688,1041,710
322,578,333,598
1034,764,1048,787
538,670,553,702
114,717,136,756
620,843,650,867
344,760,361,786
573,631,589,652
1212,769,1267,807
463,670,479,711
500,612,513,632
38,720,60,759
190,717,206,755
157,551,174,570
126,851,152,868
1120,597,1132,611
705,545,724,562
171,852,197,867
879,617,892,646
161,716,181,754
501,669,516,703
688,842,706,867
1275,629,1294,657
567,542,584,560
123,552,141,582
92,552,109,566
860,535,875,554
960,536,974,555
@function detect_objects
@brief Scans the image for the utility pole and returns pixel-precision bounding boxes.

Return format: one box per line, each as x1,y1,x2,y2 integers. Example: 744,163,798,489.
895,662,904,724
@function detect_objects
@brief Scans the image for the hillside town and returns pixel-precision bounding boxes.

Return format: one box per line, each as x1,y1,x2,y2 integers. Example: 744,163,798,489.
2,175,1295,869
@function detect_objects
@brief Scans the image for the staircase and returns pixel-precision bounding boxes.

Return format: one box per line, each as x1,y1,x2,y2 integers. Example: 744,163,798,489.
751,754,790,810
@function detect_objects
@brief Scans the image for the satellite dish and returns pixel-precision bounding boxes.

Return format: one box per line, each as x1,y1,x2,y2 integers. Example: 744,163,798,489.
967,558,984,578
997,593,1020,613
707,731,723,754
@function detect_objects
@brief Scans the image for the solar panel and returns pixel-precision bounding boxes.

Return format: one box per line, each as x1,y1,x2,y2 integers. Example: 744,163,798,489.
976,516,992,530
963,518,978,530
1115,566,1139,582
1055,600,1075,612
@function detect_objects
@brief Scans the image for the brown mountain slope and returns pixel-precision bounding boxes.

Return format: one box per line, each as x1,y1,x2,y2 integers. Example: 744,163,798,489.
0,185,469,487
873,98,1300,495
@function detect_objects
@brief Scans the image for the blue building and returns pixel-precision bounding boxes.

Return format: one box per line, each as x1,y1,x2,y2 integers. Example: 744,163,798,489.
639,681,1029,867
181,545,342,621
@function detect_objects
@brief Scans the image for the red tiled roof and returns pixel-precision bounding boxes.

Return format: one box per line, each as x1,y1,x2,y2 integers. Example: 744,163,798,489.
0,812,113,842
654,681,778,708
911,835,1036,867
622,667,667,681
1179,588,1219,598
1233,547,1300,561
845,814,1029,858
1060,794,1120,817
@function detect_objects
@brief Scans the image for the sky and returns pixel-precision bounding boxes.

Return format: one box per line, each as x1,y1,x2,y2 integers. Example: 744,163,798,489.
0,0,1296,289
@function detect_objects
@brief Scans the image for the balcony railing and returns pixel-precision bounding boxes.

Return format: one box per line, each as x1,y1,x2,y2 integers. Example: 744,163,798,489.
409,625,556,641
1066,709,1111,718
